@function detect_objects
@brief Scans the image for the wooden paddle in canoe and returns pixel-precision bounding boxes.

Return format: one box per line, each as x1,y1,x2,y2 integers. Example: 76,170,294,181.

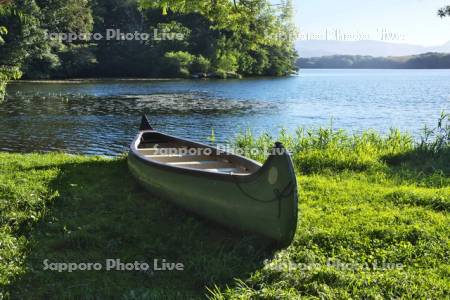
128,116,298,246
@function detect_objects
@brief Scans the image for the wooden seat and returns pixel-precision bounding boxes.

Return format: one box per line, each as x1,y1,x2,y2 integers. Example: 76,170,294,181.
167,160,233,170
145,154,227,163
137,135,254,175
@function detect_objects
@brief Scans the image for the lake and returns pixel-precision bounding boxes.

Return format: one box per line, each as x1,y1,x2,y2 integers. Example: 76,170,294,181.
1,69,449,156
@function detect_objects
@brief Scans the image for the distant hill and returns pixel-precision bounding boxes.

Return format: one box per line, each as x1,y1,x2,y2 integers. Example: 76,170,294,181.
297,53,450,69
296,40,450,58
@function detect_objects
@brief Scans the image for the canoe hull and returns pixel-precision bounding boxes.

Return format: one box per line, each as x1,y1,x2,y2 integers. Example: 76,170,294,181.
128,144,298,245
127,118,298,246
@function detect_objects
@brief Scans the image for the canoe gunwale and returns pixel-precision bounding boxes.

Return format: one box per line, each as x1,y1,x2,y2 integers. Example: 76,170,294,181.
129,130,280,183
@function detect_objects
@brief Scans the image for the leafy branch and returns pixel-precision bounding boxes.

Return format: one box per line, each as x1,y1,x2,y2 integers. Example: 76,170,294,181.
438,5,450,17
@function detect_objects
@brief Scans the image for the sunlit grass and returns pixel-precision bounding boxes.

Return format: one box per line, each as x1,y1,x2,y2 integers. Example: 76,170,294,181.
211,116,449,299
0,116,449,298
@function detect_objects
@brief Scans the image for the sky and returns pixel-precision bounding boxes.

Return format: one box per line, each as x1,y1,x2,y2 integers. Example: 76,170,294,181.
287,0,450,46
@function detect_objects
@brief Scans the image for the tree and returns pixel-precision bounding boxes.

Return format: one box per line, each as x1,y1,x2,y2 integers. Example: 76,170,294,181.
438,5,450,17
0,1,26,100
1,0,298,82
138,0,298,76
91,0,150,77
0,0,49,68
31,0,94,78
1,4,10,100
0,65,21,101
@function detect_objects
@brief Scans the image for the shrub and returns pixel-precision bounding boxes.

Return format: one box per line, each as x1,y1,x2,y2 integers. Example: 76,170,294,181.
163,51,194,77
215,50,238,74
190,55,210,74
0,66,22,101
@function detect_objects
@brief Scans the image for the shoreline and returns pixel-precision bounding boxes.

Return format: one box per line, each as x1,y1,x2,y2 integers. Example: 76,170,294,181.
8,73,295,84
9,78,185,84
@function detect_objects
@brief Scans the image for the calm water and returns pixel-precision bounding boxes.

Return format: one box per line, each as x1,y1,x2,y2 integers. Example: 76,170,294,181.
1,69,449,156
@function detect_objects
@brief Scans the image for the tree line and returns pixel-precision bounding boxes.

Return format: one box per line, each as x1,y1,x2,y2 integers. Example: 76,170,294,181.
0,0,298,99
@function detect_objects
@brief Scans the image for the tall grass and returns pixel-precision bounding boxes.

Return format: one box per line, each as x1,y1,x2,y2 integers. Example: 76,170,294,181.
418,111,449,154
235,127,413,173
234,113,449,175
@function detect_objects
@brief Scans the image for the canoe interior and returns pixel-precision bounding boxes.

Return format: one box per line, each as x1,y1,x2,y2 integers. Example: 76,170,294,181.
136,132,261,175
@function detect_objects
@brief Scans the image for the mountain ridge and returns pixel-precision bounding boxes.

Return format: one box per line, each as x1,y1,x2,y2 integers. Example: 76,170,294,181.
296,40,450,58
296,52,450,69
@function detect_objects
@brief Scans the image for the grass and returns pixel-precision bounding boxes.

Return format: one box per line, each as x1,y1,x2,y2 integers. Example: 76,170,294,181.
0,115,449,299
0,154,272,299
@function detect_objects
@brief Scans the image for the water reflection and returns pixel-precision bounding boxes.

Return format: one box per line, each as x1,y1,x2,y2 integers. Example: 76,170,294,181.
0,91,277,155
1,92,275,116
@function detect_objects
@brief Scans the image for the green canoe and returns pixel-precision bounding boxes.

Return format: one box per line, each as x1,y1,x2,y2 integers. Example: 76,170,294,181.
128,116,298,246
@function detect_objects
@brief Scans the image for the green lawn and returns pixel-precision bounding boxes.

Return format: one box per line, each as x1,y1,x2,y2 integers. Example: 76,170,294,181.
0,127,449,299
